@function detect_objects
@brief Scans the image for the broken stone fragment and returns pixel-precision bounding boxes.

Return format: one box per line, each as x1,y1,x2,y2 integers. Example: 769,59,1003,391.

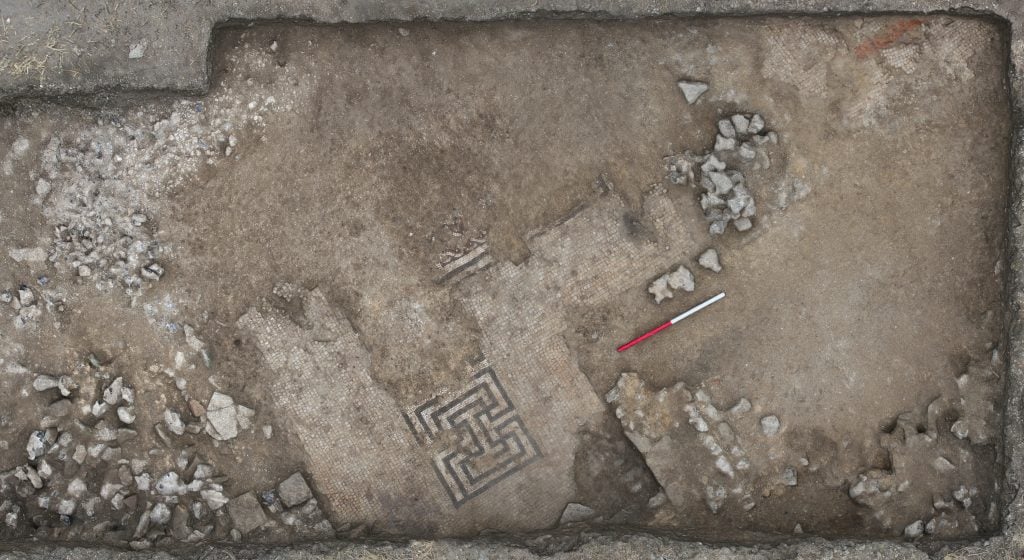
164,409,185,436
734,217,753,232
237,405,255,431
66,478,87,498
150,502,171,525
698,249,722,273
664,154,695,186
730,398,752,415
227,491,268,535
737,142,757,161
116,406,136,425
94,422,118,442
781,466,798,486
32,375,59,392
183,324,206,353
277,472,313,508
21,466,43,489
155,472,186,496
904,520,924,538
953,363,999,445
730,114,750,136
559,502,596,524
700,193,725,211
194,464,215,480
103,377,124,406
35,179,51,197
717,119,736,139
127,41,147,59
666,266,695,292
676,80,709,104
951,420,969,440
760,415,781,436
57,499,75,516
648,276,672,304
701,154,726,174
141,262,164,281
26,430,47,461
17,287,35,307
100,482,122,500
705,485,726,513
714,135,736,152
202,488,229,510
205,392,239,440
727,195,748,215
707,172,734,196
748,114,765,134
847,469,901,511
91,400,109,417
7,247,47,263
953,485,976,508
57,376,77,397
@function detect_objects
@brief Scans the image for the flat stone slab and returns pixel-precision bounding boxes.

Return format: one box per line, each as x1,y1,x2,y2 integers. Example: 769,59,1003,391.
227,492,268,535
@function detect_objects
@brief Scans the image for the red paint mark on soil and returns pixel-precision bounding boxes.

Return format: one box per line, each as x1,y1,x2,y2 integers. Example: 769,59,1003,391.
854,18,925,59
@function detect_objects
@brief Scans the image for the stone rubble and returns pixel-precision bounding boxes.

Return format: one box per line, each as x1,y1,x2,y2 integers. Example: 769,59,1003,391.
676,80,709,104
647,265,695,304
204,392,255,441
606,372,808,516
698,249,722,273
7,247,47,263
950,360,1000,445
2,284,53,330
0,343,322,548
276,473,312,508
227,492,267,535
847,393,989,536
127,41,147,59
665,111,779,235
9,39,304,300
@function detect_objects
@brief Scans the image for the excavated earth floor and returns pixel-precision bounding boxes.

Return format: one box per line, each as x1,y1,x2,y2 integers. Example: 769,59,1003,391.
0,15,1013,551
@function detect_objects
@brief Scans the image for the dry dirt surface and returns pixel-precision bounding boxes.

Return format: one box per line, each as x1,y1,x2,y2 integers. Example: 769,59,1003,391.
0,15,1011,549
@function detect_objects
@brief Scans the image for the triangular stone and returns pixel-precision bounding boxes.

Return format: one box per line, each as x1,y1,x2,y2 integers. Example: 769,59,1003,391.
677,80,709,104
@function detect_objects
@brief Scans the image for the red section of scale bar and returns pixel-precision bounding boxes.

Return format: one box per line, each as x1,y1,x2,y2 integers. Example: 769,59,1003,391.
616,320,673,353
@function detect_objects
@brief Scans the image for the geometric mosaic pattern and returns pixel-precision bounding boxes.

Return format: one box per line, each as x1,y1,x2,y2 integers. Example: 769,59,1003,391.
403,364,542,507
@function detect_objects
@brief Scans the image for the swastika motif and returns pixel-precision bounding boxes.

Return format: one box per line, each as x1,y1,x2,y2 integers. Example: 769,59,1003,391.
403,365,541,507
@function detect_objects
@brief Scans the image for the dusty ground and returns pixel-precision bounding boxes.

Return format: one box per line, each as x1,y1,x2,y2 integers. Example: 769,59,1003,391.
0,15,1011,549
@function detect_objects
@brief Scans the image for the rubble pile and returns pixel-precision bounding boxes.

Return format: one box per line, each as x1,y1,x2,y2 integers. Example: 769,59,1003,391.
847,383,996,538
0,284,64,330
606,372,807,515
665,113,779,235
226,472,334,541
8,36,306,297
0,355,325,547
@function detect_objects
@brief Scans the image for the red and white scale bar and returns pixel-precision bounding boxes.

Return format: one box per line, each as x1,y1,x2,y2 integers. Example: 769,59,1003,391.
616,292,726,352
